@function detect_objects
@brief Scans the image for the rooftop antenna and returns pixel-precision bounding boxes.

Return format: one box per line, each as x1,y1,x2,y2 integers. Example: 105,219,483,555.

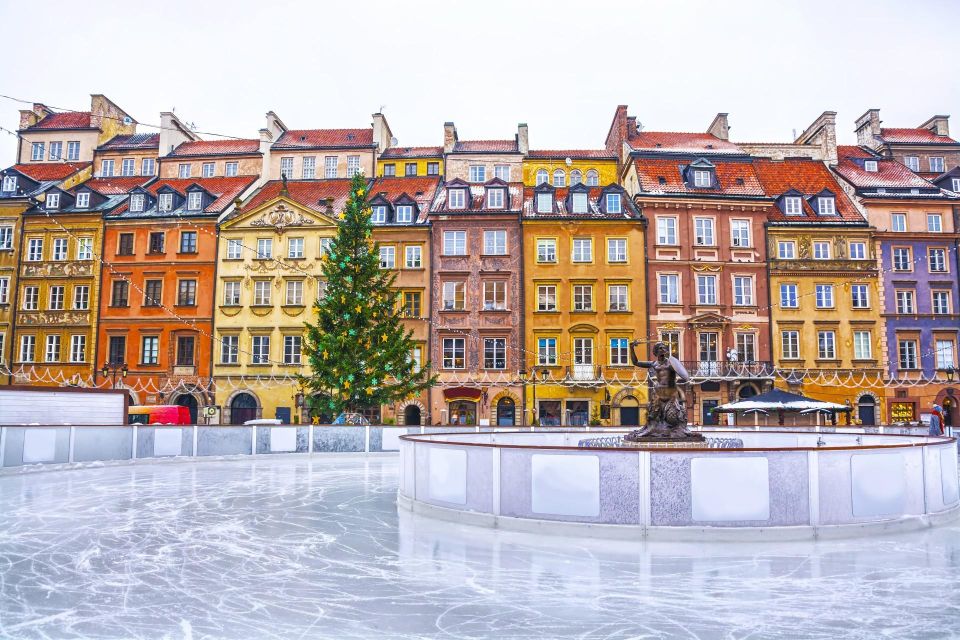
636,121,644,132
379,104,386,113
792,128,797,140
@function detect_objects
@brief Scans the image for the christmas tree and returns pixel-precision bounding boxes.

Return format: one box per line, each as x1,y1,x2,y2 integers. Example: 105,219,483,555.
301,172,435,418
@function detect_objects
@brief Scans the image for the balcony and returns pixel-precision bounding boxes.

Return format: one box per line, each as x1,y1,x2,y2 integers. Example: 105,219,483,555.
682,360,775,380
566,364,603,385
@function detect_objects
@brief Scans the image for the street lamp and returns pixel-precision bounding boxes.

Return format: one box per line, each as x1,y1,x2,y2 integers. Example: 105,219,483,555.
519,367,550,427
101,361,128,389
944,365,956,383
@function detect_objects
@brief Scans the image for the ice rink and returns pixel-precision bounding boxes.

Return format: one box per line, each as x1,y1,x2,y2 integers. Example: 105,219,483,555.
1,455,959,639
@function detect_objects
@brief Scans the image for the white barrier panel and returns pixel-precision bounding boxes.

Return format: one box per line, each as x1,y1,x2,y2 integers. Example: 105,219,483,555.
270,427,298,453
154,429,183,457
851,453,906,518
428,447,467,505
942,447,960,505
691,457,770,521
532,454,600,517
22,429,57,463
382,429,404,451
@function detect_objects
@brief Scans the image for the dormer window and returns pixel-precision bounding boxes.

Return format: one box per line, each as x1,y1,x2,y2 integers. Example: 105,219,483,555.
486,188,505,209
130,194,145,212
571,191,588,214
46,193,60,210
187,192,203,211
371,206,387,224
817,196,836,215
448,188,466,209
395,205,413,223
952,178,960,192
784,196,802,215
158,193,173,212
864,160,878,172
693,170,711,187
76,192,90,209
536,192,553,214
536,169,548,185
605,193,622,214
2,176,16,192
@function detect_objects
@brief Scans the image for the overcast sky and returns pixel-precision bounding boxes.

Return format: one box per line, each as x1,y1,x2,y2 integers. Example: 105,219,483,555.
1,0,958,166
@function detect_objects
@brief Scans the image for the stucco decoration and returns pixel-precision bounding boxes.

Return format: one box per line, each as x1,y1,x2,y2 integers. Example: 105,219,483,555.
17,311,90,326
249,204,315,235
22,262,93,277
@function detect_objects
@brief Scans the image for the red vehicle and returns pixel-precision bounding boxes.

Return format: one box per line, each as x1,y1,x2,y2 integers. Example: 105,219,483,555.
128,405,192,425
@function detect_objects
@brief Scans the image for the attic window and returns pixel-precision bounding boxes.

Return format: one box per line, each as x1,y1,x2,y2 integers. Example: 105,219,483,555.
864,160,878,172
655,143,662,148
706,144,714,149
46,193,60,210
817,196,836,215
448,188,466,209
657,176,666,185
487,188,505,209
536,192,553,214
130,194,145,212
735,178,745,185
300,135,306,142
396,205,413,223
1,175,16,192
187,192,203,211
784,196,802,215
371,205,387,224
158,193,173,212
693,170,711,187
76,192,90,209
571,191,588,214
346,133,355,141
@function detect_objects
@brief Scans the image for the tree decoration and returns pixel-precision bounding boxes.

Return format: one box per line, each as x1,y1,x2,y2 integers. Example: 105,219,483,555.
301,172,435,418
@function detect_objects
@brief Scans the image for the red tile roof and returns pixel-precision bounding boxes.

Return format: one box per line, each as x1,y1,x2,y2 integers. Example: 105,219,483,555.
379,146,443,159
452,139,518,153
753,159,863,223
146,176,256,212
368,176,441,216
77,176,153,196
12,162,91,182
834,145,934,189
98,133,159,151
633,158,764,197
273,129,374,149
879,128,959,145
25,111,93,130
627,131,742,154
243,179,358,216
527,149,617,160
169,139,261,157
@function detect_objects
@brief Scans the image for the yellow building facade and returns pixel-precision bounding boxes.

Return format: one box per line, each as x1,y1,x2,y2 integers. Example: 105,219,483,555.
522,151,619,188
212,177,438,425
375,147,444,179
521,183,648,426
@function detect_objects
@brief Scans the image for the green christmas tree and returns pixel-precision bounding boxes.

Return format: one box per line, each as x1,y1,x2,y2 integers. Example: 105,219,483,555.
301,172,435,418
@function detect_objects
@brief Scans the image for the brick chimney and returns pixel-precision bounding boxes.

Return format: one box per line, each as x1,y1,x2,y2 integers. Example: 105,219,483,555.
443,122,457,153
854,109,882,148
19,103,51,129
795,111,838,165
707,113,730,141
920,115,950,137
604,105,629,159
517,123,529,155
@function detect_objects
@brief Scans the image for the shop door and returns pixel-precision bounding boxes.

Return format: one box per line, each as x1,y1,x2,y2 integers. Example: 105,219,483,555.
702,400,720,426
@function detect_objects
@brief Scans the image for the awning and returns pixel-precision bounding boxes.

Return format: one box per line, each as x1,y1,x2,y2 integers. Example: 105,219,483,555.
715,388,849,413
443,387,482,402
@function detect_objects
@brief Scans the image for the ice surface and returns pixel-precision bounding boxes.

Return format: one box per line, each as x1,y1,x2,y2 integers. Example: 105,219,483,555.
1,455,959,639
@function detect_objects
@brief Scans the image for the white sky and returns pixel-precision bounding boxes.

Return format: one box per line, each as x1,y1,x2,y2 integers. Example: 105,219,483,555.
1,0,958,166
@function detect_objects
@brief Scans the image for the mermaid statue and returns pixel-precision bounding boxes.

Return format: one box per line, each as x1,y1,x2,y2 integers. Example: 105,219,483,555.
625,341,702,441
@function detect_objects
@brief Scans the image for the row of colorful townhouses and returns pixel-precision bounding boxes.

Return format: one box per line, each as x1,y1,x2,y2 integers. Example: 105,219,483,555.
1,95,958,427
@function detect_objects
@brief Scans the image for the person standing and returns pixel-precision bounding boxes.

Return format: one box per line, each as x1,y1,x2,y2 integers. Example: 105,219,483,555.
929,404,943,437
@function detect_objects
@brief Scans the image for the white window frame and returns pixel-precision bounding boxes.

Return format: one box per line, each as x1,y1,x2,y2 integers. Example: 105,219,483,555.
20,334,36,362
817,197,836,215
347,156,361,177
853,331,872,360
537,285,556,312
77,237,93,260
285,280,303,306
777,241,796,259
605,193,621,213
226,239,243,260
448,189,466,210
486,188,504,209
442,337,466,369
371,206,387,224
379,246,396,269
730,220,750,247
815,284,834,309
443,230,466,256
158,193,173,212
780,283,798,309
187,191,202,211
324,156,338,178
52,237,67,261
733,276,753,306
253,280,272,306
256,238,273,260
220,335,239,364
552,169,565,187
283,335,302,365
46,193,60,210
905,156,920,171
573,284,593,311
225,161,238,177
929,248,947,273
537,337,557,365
659,274,679,305
693,169,711,187
178,163,191,179
223,281,241,306
849,242,866,259
696,274,717,305
483,230,507,255
142,158,155,176
784,196,803,215
288,237,304,259
932,291,951,315
442,281,465,311
851,284,870,309
251,335,271,364
571,191,588,214
930,157,944,173
27,238,43,262
781,331,799,360
494,165,510,181
572,238,592,263
864,160,878,172
891,213,907,232
70,335,86,363
67,141,80,161
121,158,135,176
694,217,714,245
536,192,553,214
75,191,90,209
607,238,627,263
45,335,60,362
813,241,830,260
280,157,294,179
927,213,943,232
817,330,836,360
469,165,486,183
482,281,507,311
537,238,556,263
657,217,677,245
396,204,413,223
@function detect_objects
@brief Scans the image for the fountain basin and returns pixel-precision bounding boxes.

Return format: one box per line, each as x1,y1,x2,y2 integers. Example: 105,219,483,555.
398,430,960,540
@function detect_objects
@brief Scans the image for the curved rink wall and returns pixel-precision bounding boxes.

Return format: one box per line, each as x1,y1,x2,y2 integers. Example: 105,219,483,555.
398,430,960,540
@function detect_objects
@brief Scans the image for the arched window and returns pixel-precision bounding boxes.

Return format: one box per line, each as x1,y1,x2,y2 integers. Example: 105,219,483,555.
570,169,582,185
552,169,565,187
536,169,548,185
586,169,599,186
